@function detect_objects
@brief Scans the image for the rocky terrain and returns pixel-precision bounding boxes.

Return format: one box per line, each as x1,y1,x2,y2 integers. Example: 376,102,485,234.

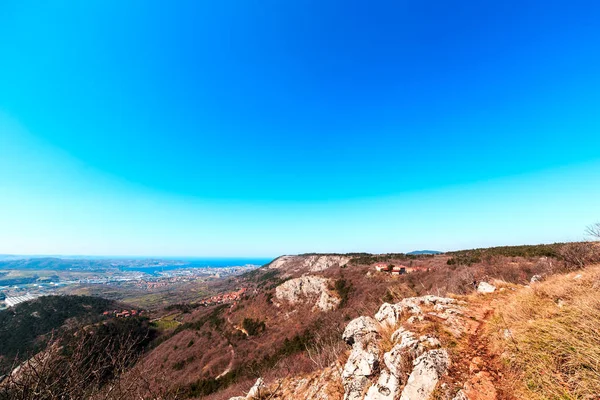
3,244,600,400
268,255,351,274
226,291,494,400
225,252,600,400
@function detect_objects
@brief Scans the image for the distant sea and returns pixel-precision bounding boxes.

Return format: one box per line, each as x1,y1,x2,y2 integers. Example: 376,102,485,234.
120,257,273,275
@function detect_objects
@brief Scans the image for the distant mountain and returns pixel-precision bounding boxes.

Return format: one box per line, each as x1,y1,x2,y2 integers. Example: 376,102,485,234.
406,250,442,255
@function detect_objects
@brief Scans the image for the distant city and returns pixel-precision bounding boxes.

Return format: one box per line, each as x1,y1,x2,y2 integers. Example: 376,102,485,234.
0,256,270,309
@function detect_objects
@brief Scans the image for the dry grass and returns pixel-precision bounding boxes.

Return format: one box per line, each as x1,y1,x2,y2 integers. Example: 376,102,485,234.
490,265,600,400
377,320,401,354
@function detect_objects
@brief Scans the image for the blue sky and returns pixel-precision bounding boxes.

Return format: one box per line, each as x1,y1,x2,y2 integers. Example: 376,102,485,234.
1,1,599,257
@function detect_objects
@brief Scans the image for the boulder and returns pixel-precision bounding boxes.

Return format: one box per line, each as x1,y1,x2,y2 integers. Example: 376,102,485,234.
477,282,496,294
399,349,450,400
375,303,401,326
365,369,400,400
342,316,379,345
375,296,461,326
246,377,266,399
384,341,420,381
342,316,381,400
418,295,459,306
342,339,380,378
530,274,543,284
390,327,416,345
385,331,442,383
375,301,422,326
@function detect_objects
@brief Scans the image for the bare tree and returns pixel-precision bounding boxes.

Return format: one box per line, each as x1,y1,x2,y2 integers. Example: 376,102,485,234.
586,222,600,240
0,325,176,400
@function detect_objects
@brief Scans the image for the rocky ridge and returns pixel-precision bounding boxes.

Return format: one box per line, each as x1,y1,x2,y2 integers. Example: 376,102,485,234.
268,255,350,274
228,286,503,400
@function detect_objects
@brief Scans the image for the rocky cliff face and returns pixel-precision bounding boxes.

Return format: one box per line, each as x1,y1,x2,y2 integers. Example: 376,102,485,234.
274,275,340,312
268,255,350,274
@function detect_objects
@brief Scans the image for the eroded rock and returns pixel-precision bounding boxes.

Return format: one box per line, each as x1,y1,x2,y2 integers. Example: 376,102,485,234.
246,377,266,399
275,275,340,312
268,255,350,272
364,369,399,400
342,316,379,345
399,349,450,400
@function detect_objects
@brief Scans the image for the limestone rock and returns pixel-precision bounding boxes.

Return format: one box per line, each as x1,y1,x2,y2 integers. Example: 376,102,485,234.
302,255,351,271
275,275,340,312
268,255,350,272
342,339,380,378
343,375,370,400
375,296,461,326
365,369,400,400
342,316,381,400
390,327,416,345
530,274,543,284
246,377,266,399
384,340,420,381
342,316,379,345
477,282,496,294
399,349,450,400
227,377,266,400
375,301,422,326
385,330,442,384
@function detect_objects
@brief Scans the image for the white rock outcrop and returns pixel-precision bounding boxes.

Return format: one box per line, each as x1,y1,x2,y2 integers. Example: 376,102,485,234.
246,378,265,399
375,296,461,326
343,339,380,378
302,255,351,271
268,255,350,272
227,378,266,400
231,295,462,400
399,349,450,400
275,275,340,312
477,282,496,294
342,317,381,400
364,369,399,400
342,316,379,345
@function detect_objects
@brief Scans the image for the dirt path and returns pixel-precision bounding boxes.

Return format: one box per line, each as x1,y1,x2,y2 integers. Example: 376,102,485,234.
445,301,515,400
216,344,235,379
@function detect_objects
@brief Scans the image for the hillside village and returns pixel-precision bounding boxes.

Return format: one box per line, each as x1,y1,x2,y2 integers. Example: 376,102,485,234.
373,263,429,274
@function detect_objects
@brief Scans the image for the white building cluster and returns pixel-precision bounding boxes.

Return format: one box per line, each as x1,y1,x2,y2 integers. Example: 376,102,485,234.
4,293,37,308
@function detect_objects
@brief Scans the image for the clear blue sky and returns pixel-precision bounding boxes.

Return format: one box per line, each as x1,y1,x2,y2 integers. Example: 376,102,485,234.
1,1,599,257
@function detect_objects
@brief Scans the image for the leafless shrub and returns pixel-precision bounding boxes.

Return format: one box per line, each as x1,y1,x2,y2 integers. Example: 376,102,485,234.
444,266,476,294
305,327,346,370
0,327,175,400
558,242,600,270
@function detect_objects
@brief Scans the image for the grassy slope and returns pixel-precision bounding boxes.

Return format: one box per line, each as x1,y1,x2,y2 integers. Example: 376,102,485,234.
490,265,600,400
